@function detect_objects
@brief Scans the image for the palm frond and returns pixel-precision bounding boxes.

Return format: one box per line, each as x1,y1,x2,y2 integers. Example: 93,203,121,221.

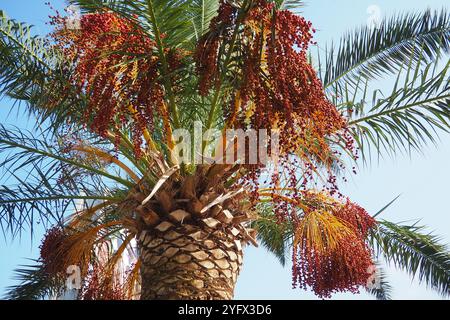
369,220,450,297
321,8,450,89
189,0,220,42
0,125,133,187
253,204,293,266
0,11,88,134
4,261,64,300
274,0,304,11
365,264,393,300
0,10,56,101
373,195,401,218
0,125,127,237
343,58,450,161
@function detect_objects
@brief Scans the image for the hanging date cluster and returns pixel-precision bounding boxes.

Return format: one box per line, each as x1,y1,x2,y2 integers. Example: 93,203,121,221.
50,12,181,156
293,192,377,298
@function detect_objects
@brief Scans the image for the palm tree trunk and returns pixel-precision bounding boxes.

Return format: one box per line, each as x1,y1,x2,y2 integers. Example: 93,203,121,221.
139,221,244,300
135,165,257,300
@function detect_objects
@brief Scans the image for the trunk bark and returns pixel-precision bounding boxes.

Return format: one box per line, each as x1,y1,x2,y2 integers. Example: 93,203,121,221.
138,221,244,300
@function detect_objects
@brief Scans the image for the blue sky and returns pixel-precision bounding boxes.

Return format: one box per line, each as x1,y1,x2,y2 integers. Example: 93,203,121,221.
0,0,449,300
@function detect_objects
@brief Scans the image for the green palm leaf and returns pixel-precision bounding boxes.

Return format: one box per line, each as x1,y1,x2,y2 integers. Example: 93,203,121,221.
253,204,293,266
370,220,450,297
342,57,450,161
0,11,56,105
188,0,220,41
4,261,64,300
365,264,393,300
0,126,132,187
322,9,450,89
0,125,127,237
274,0,304,10
0,11,88,134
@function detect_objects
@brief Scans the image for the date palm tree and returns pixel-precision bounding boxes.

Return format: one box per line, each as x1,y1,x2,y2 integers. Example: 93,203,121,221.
0,0,449,300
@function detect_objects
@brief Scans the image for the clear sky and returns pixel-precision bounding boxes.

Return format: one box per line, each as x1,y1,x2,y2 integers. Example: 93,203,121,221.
0,0,449,300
